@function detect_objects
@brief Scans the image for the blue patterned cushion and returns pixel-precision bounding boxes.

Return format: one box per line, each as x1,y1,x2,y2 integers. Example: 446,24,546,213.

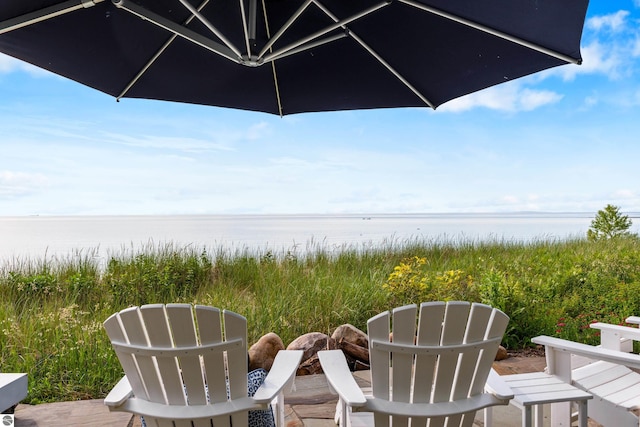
140,369,276,427
247,369,276,427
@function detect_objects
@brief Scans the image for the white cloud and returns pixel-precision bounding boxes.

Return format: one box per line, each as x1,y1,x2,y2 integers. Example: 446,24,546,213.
439,82,562,113
0,171,49,198
97,131,235,153
0,54,19,73
0,53,54,77
518,89,563,111
633,36,640,57
586,10,630,32
559,40,626,80
611,189,636,199
562,10,640,80
609,88,640,108
246,121,271,140
583,95,599,109
439,85,510,112
502,195,519,204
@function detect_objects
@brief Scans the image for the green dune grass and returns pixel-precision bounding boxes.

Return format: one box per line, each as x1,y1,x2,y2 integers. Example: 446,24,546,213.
2,235,640,403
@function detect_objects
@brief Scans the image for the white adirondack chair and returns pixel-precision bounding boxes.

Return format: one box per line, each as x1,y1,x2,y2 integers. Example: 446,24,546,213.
533,318,640,427
318,301,514,427
103,304,303,427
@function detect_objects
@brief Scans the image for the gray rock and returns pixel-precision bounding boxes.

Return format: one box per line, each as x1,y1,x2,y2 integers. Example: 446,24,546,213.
331,324,368,348
287,332,338,375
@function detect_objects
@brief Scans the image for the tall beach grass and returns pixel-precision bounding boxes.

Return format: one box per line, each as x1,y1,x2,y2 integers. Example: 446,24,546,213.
2,235,640,403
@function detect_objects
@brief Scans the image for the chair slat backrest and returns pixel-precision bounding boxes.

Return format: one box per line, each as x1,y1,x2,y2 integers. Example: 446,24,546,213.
368,310,392,427
222,309,250,427
412,303,445,427
195,305,232,427
103,304,249,427
367,302,508,427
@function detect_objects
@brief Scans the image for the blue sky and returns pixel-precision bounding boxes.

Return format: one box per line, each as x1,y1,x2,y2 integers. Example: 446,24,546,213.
1,1,639,216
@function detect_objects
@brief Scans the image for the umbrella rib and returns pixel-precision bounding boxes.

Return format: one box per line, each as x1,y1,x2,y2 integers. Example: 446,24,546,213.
0,0,103,35
257,0,314,60
113,0,240,63
262,32,347,63
311,0,436,109
260,0,389,63
116,34,176,100
270,59,283,116
117,0,212,100
400,0,582,65
350,31,436,109
176,0,243,58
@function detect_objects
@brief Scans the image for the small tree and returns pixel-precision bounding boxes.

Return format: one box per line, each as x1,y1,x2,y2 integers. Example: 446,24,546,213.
587,204,633,241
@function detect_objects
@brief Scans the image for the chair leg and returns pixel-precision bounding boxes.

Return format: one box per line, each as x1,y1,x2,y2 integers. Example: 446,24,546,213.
577,400,588,427
533,404,543,427
523,406,532,427
274,393,285,427
335,398,347,426
484,407,493,427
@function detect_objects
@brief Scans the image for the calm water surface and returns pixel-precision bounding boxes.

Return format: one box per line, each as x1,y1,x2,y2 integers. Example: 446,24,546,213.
0,213,634,263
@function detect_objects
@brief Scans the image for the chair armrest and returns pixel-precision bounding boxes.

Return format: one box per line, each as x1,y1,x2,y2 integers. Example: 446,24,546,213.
590,322,640,340
484,369,514,400
590,322,640,351
318,350,367,407
626,316,640,325
104,376,133,407
532,335,640,370
253,350,303,403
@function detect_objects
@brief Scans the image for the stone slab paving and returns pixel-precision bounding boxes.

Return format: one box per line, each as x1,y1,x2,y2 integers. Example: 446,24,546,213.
12,399,133,427
493,355,548,376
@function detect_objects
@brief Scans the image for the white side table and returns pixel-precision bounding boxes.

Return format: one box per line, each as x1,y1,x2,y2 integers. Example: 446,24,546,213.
486,372,592,427
0,373,28,413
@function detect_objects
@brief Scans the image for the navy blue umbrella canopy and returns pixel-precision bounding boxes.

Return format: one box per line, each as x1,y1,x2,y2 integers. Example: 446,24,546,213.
0,0,589,115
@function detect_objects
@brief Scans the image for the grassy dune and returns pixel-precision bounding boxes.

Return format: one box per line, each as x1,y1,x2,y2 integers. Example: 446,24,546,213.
2,236,640,403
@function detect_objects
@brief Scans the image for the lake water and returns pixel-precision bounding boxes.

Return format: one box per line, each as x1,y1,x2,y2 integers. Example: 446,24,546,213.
2,212,633,264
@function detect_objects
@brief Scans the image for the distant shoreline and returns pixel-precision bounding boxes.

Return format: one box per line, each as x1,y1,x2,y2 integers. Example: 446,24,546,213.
2,211,633,218
1,212,634,264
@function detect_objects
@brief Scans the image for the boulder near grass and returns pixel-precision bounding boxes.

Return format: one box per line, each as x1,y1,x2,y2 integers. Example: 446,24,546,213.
248,332,285,372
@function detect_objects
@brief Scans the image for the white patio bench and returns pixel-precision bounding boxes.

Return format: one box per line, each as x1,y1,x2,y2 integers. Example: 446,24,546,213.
533,320,640,427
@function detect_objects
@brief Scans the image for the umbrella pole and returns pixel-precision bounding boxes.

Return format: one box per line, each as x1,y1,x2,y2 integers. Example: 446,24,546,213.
241,0,258,58
248,0,257,43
